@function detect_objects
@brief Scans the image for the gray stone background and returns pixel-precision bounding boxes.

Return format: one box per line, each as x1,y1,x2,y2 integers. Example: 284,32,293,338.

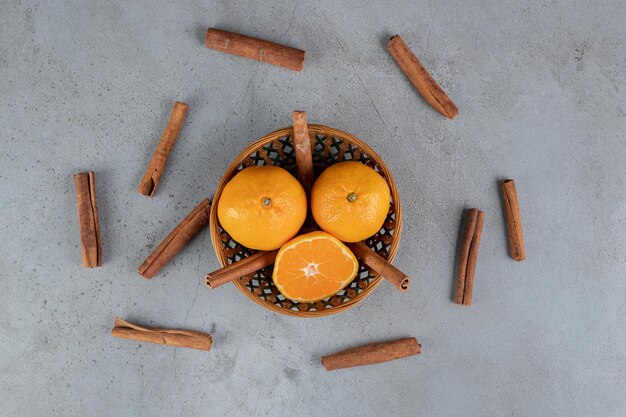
1,0,625,416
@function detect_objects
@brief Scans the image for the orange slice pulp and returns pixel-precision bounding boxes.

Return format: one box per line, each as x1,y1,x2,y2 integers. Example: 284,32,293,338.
272,231,359,303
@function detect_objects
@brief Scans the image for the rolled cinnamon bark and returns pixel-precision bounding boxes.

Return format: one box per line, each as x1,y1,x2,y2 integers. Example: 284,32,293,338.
500,179,525,261
454,208,484,306
111,317,213,351
321,337,421,371
138,101,188,196
462,210,484,306
138,198,211,278
205,250,279,289
347,242,410,291
292,110,314,192
454,209,477,304
387,35,458,119
206,28,305,71
206,242,409,291
74,172,102,267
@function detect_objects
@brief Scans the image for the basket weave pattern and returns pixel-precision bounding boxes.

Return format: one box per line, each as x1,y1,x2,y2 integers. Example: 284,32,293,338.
210,125,402,317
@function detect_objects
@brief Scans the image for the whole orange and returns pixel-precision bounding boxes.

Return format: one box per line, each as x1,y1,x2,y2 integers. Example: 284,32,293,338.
311,161,390,242
217,166,307,250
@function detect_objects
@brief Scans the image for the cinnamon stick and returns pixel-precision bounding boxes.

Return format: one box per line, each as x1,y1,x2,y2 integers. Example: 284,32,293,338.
205,250,278,289
347,242,410,291
138,198,211,279
387,35,458,119
454,209,477,304
500,179,525,261
111,317,212,351
138,101,188,196
462,210,484,306
321,337,421,371
205,28,305,71
206,242,409,291
292,111,314,192
74,172,102,268
454,208,484,306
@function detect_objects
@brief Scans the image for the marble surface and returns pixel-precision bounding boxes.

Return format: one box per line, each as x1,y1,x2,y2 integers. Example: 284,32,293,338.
1,0,625,416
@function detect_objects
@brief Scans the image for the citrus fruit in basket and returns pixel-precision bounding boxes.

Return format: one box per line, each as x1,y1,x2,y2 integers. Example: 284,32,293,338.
217,166,307,250
311,161,391,242
272,231,359,303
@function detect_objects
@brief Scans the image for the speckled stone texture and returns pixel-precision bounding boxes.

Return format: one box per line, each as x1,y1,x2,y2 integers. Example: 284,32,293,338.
1,1,625,416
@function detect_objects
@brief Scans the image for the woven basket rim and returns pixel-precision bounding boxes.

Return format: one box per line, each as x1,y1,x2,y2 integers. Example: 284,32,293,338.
209,124,402,317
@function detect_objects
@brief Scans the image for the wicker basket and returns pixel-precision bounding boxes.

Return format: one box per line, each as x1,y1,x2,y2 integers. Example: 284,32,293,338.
209,124,402,317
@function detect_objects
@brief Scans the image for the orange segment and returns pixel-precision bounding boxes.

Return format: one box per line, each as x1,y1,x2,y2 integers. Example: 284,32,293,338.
272,231,359,303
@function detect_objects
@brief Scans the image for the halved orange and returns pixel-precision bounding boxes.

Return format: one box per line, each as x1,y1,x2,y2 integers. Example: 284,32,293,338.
272,231,359,303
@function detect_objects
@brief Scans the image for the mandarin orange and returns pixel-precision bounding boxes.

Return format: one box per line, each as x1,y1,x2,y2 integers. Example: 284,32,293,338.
272,231,359,303
217,166,307,250
311,161,390,242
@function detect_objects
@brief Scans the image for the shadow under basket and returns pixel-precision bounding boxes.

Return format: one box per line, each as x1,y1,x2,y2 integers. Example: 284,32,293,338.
209,124,402,317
